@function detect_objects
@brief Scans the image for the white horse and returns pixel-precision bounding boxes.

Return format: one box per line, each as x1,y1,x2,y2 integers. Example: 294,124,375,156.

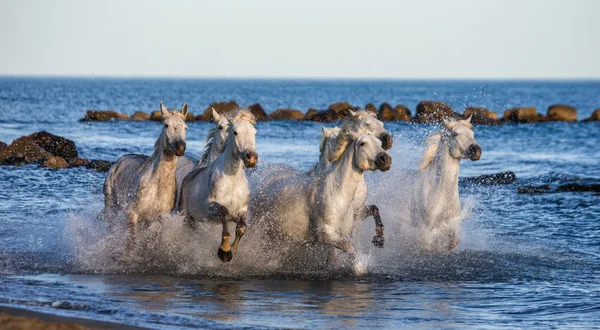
101,102,188,249
312,110,393,247
411,116,481,251
175,109,231,206
179,108,258,262
251,132,391,268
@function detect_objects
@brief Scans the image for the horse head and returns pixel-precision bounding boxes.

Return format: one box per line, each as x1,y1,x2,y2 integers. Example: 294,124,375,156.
348,110,393,150
229,108,258,168
354,133,392,172
443,115,481,161
160,102,188,156
211,108,232,153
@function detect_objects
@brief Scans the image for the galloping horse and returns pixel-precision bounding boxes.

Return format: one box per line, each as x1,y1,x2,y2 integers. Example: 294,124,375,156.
251,132,391,268
412,116,481,251
179,108,258,262
101,102,188,249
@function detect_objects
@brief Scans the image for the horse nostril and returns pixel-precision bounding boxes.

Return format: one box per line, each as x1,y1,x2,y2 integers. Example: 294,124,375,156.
379,154,387,163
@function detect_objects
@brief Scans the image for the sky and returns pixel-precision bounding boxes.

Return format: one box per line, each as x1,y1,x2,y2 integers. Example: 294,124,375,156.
0,0,598,79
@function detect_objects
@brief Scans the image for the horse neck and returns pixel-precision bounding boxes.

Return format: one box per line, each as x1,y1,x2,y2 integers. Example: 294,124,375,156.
149,130,178,175
324,145,363,199
422,139,460,197
220,135,244,176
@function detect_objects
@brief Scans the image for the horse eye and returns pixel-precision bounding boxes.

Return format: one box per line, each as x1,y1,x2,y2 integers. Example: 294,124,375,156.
164,124,169,128
452,131,458,137
234,131,238,136
218,126,223,130
359,141,366,146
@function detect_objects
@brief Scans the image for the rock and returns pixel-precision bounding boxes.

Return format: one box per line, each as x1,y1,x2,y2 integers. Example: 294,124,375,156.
583,109,600,122
502,107,539,123
80,110,128,121
415,101,454,123
0,147,23,165
68,157,89,167
378,103,411,121
86,159,113,172
130,111,151,121
269,109,305,120
328,102,355,116
197,101,240,121
0,141,6,149
547,104,577,122
464,171,517,185
307,109,341,123
365,103,378,114
185,111,195,122
517,185,552,194
28,131,78,159
464,107,501,125
556,183,600,193
8,137,52,164
248,103,268,121
304,108,318,120
44,156,69,169
149,111,162,121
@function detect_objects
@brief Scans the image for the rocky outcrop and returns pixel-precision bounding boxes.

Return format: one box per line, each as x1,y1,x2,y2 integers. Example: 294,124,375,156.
304,109,318,121
149,111,163,121
80,110,128,121
269,109,305,120
414,101,454,123
518,183,600,194
28,131,78,159
547,104,577,122
378,103,410,121
68,157,90,167
131,111,151,121
0,141,7,149
86,159,113,172
8,137,52,164
464,107,501,125
196,101,240,121
365,103,378,114
464,171,516,185
44,156,69,169
583,109,600,122
248,103,268,121
502,107,540,123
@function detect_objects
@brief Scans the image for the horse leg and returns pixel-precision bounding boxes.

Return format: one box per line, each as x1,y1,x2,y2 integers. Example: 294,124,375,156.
230,214,247,257
209,202,232,262
447,230,459,251
126,211,139,252
363,205,385,248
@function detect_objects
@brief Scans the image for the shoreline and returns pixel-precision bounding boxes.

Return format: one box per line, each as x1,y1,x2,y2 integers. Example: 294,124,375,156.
0,305,148,330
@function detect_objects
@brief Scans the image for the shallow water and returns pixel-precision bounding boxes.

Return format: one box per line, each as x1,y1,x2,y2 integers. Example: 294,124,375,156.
0,78,599,328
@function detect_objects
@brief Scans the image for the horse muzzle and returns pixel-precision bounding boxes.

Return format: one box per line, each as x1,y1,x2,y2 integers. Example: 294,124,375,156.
380,133,393,150
467,144,482,161
243,151,258,168
375,152,392,171
174,141,186,156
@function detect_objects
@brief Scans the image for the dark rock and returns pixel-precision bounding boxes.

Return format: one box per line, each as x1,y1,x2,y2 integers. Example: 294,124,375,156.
304,108,318,120
68,157,89,167
517,185,552,194
269,109,305,120
8,137,52,164
464,107,501,125
365,103,378,114
415,101,454,123
185,111,195,122
0,147,23,165
130,111,151,121
583,109,600,122
248,103,268,121
502,107,539,123
149,111,163,121
80,110,128,121
86,159,113,172
556,183,600,193
28,131,78,159
465,171,517,185
547,104,577,122
378,103,410,121
0,141,7,149
44,156,69,169
328,102,355,116
197,101,240,121
308,109,341,123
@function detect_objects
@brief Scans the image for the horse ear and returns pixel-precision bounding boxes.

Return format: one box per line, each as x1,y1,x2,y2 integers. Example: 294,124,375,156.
321,126,328,133
465,114,472,123
211,108,220,121
349,110,357,117
181,103,188,118
442,118,451,128
160,101,169,118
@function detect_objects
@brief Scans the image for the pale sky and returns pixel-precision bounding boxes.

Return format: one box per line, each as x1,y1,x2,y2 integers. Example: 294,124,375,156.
1,0,598,79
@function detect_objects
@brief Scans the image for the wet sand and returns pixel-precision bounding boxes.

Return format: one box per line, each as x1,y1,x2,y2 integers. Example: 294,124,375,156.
0,306,147,330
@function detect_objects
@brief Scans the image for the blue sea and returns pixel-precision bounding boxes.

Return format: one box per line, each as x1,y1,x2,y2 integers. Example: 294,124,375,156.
0,78,599,329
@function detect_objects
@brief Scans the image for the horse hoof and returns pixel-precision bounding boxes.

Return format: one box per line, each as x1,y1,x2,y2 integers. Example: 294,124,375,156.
372,235,384,248
217,248,233,262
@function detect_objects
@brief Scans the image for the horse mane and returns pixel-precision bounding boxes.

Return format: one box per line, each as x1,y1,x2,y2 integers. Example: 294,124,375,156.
232,107,256,125
199,113,231,165
418,117,473,171
319,127,341,153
